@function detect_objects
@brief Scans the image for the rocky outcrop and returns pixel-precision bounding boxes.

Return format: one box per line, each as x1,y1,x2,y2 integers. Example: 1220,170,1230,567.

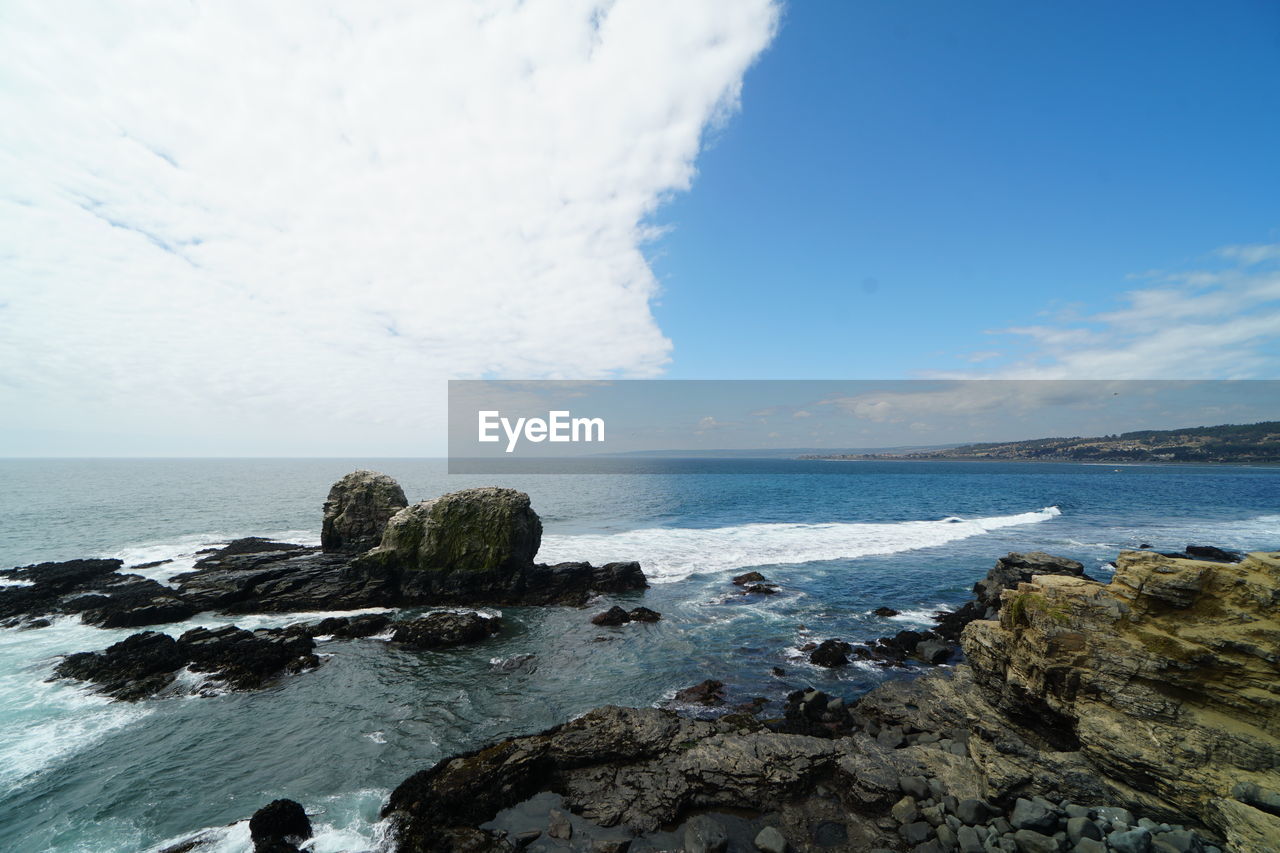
363,487,542,573
956,549,1280,850
321,470,408,554
972,551,1090,612
4,478,648,627
380,705,902,853
54,625,318,700
0,558,199,629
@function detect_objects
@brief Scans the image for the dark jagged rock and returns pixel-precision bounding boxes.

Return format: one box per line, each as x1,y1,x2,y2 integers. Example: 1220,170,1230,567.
872,606,899,617
389,612,501,649
810,638,852,668
380,705,899,853
591,606,631,626
1176,544,1243,564
0,558,199,628
321,470,408,555
173,550,398,614
307,613,392,638
732,571,768,585
627,606,661,623
742,583,779,595
674,679,726,706
249,799,311,853
195,538,307,564
972,551,1089,611
54,624,318,700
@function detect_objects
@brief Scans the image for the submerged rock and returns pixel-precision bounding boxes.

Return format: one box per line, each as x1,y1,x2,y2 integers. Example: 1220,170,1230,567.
321,470,408,555
810,638,852,668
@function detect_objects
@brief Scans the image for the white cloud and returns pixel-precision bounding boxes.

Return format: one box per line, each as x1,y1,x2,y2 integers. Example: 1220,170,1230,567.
0,0,778,454
945,247,1280,380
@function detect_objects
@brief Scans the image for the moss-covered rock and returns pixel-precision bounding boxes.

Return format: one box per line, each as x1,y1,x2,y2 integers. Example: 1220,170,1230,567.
365,487,542,573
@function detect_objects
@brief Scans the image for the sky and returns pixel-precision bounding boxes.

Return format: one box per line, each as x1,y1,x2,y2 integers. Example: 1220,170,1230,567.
2,0,1278,456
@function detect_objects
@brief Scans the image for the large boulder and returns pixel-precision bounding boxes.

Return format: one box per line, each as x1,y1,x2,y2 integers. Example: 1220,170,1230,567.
321,471,408,554
364,487,542,573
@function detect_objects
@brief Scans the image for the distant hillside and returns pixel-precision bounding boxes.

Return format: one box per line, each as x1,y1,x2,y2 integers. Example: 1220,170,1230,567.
805,421,1280,463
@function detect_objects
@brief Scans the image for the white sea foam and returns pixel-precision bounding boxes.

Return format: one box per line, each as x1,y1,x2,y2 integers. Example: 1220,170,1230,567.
109,528,319,586
538,506,1062,583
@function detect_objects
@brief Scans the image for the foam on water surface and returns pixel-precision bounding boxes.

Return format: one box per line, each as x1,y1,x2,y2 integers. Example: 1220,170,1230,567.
539,506,1063,582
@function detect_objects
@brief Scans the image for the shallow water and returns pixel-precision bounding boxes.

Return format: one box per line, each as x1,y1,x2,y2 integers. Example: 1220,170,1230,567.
0,458,1276,851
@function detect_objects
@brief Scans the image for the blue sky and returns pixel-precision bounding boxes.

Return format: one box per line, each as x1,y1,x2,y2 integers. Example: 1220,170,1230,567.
652,0,1280,378
1,0,1277,455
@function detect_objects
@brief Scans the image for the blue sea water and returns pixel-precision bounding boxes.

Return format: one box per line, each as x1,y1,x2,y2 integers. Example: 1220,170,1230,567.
0,458,1277,852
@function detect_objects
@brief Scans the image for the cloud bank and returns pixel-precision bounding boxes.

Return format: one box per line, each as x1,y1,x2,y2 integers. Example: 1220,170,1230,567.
946,244,1280,380
0,0,778,454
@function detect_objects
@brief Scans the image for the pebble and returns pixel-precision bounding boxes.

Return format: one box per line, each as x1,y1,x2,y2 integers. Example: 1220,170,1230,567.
753,825,786,853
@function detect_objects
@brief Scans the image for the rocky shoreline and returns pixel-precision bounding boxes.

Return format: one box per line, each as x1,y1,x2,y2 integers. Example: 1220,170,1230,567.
4,472,1277,853
368,546,1278,853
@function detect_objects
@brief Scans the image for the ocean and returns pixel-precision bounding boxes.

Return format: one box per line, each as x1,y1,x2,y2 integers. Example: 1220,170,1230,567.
0,458,1277,852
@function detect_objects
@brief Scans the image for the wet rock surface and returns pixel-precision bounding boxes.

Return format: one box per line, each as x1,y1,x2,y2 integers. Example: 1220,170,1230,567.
0,558,198,628
249,798,312,853
389,611,502,649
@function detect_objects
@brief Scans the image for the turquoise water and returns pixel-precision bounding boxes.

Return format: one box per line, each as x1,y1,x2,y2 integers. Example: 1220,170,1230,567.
0,459,1277,851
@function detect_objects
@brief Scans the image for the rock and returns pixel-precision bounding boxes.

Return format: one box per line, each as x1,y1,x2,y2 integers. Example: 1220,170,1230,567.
1073,840,1106,853
593,840,630,853
956,799,998,826
591,606,631,626
55,625,319,700
1108,827,1153,853
249,799,311,853
916,639,954,665
972,552,1088,610
674,679,725,706
1231,780,1280,816
754,825,787,853
900,821,933,844
547,809,572,840
936,824,958,850
1150,829,1201,853
390,612,502,649
363,487,542,573
810,638,852,667
1010,799,1058,834
733,571,768,585
1011,829,1059,853
1065,817,1100,845
308,613,392,639
873,606,900,617
321,470,408,554
684,814,728,853
1180,545,1242,564
892,796,920,824
381,705,902,850
196,538,308,562
900,775,930,799
0,558,198,628
628,607,661,622
957,825,983,853
743,583,779,595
